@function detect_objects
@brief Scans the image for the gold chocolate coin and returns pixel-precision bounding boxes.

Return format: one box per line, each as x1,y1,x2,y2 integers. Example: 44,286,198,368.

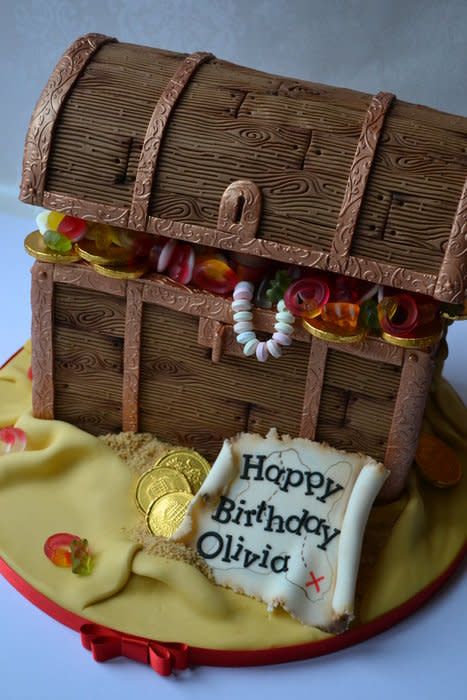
146,492,193,538
302,317,366,344
415,432,462,488
24,231,80,264
77,238,133,266
155,449,211,494
135,466,191,514
91,261,148,280
381,324,443,349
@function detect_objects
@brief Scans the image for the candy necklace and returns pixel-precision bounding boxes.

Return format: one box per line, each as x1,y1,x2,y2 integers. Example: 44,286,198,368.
232,281,295,362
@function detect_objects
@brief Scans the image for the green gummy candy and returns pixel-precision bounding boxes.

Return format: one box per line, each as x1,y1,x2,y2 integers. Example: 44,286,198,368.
43,229,72,252
70,538,94,576
360,299,380,329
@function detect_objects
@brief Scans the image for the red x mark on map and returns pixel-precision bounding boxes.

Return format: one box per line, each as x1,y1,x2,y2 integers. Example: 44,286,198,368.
306,571,325,593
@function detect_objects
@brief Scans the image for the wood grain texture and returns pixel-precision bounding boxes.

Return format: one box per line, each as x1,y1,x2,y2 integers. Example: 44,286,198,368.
24,38,466,302
52,291,124,433
381,350,436,501
54,283,126,336
122,282,143,430
129,51,213,230
329,91,394,269
315,349,402,463
31,263,55,419
139,303,309,459
217,180,262,241
19,33,114,205
300,339,328,439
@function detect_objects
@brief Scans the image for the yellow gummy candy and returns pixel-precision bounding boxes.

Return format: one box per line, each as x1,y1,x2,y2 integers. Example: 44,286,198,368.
47,211,65,231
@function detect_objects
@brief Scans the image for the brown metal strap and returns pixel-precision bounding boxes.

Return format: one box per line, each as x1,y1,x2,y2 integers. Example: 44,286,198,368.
122,282,144,431
129,51,214,231
19,33,115,206
31,263,55,419
434,176,467,303
299,339,328,439
329,91,395,267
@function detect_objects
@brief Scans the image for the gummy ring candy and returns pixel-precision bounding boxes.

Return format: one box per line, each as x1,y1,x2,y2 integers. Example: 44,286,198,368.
0,426,27,454
284,277,330,318
44,532,79,568
167,243,195,285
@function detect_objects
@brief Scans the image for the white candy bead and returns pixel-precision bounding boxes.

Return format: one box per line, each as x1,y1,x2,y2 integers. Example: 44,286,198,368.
36,211,49,235
233,311,253,322
266,339,282,358
256,341,269,362
273,331,292,346
237,331,256,345
276,310,295,324
243,338,260,356
234,321,253,334
274,321,294,335
232,299,251,312
233,281,254,300
231,283,295,363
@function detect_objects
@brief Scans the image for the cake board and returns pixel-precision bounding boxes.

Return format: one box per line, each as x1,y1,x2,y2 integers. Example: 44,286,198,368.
0,343,465,677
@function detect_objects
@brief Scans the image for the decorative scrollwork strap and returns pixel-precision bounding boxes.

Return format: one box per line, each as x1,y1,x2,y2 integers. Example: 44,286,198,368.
329,91,395,268
434,176,467,304
19,33,116,206
128,51,214,231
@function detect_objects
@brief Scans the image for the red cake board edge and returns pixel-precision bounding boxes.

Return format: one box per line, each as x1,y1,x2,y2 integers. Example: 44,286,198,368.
1,546,465,672
1,348,466,672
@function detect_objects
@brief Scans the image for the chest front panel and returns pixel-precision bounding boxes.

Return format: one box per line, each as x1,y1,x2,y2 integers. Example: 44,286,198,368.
138,303,310,460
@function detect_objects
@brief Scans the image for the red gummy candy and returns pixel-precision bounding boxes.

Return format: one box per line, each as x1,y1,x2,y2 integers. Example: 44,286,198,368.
157,239,177,273
0,426,27,454
378,293,438,337
333,275,368,303
284,277,330,318
57,216,87,242
132,233,154,260
167,243,195,284
44,533,79,568
192,255,238,295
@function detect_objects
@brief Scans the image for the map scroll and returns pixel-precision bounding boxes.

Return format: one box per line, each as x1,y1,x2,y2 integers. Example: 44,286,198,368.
174,430,388,631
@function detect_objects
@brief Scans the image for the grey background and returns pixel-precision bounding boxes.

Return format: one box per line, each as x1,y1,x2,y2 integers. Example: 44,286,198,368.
0,0,466,196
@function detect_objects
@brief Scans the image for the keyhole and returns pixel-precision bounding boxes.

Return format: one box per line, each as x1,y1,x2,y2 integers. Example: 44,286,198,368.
232,194,245,223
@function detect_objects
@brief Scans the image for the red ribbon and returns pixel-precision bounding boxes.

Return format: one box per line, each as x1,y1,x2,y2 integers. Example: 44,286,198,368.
80,623,189,676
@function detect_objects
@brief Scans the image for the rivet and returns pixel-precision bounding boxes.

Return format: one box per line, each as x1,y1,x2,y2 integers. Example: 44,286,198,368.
408,353,418,363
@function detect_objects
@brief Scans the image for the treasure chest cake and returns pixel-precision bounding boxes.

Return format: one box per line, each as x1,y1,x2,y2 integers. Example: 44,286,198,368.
20,33,466,501
2,32,465,672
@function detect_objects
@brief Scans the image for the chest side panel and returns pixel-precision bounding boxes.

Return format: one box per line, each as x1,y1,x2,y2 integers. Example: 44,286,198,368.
139,304,309,460
315,349,402,462
53,284,125,433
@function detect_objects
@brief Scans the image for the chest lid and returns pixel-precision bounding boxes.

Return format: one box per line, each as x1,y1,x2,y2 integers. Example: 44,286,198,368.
20,33,467,303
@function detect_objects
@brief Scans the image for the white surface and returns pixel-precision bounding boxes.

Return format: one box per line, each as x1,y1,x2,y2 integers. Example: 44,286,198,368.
0,208,466,699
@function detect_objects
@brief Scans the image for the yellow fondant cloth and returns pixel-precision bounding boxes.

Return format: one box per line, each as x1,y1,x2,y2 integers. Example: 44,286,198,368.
0,344,465,649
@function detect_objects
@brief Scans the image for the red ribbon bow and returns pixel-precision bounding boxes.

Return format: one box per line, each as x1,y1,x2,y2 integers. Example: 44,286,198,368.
80,623,189,676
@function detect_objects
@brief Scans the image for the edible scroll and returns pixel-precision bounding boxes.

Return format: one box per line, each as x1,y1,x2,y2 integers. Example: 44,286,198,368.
174,429,388,631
